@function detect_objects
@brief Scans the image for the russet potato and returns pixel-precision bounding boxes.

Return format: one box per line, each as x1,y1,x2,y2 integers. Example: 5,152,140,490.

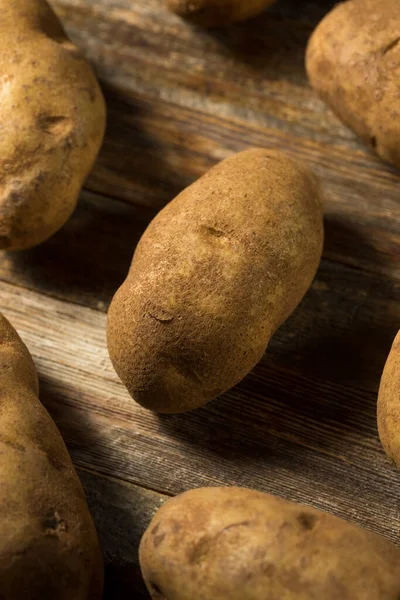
107,149,324,413
378,330,400,467
0,313,103,599
306,0,400,169
140,486,400,600
0,0,106,250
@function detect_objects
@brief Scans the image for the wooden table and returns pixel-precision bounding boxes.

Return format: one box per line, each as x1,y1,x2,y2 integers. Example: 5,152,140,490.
3,0,400,597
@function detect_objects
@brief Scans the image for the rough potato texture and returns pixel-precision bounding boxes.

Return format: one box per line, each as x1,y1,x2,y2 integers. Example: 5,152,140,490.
107,149,324,413
306,0,400,169
0,314,103,599
0,0,106,250
140,487,400,600
166,0,276,27
378,330,400,467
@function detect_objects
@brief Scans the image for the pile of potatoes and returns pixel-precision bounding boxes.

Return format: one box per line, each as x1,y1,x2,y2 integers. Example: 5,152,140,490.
2,0,400,598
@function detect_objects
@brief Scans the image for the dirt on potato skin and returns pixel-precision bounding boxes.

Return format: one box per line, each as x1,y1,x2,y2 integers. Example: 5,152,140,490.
140,486,400,600
0,313,104,600
306,0,400,170
107,148,324,414
0,0,106,251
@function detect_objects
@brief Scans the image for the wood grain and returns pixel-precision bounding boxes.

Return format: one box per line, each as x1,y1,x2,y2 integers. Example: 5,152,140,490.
48,0,400,283
2,0,400,596
0,192,398,393
0,275,399,545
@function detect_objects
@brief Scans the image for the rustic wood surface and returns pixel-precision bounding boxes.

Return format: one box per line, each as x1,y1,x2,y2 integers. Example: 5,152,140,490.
2,0,400,597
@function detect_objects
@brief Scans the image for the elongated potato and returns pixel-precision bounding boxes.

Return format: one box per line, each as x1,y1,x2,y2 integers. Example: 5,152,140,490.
0,314,103,599
0,0,106,250
378,330,400,467
140,486,400,600
306,0,400,169
166,0,276,27
107,149,324,413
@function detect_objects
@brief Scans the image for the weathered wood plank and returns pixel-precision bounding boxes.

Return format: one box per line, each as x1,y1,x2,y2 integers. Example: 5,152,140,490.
1,276,399,544
54,0,349,146
0,185,399,327
2,2,400,595
89,93,400,280
43,0,400,282
0,190,398,395
0,191,156,310
1,212,398,393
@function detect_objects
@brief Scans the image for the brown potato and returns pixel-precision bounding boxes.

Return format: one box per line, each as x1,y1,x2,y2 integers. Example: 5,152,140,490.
166,0,276,27
0,314,103,599
107,149,324,413
140,486,400,600
378,330,400,467
306,0,400,169
0,0,106,250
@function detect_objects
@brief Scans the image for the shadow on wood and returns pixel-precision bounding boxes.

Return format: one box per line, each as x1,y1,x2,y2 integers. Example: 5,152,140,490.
156,355,380,467
203,0,337,79
272,216,399,391
272,0,338,23
208,12,309,81
157,219,398,475
323,214,400,277
79,469,162,600
0,192,156,310
103,563,149,600
27,283,400,542
88,85,197,208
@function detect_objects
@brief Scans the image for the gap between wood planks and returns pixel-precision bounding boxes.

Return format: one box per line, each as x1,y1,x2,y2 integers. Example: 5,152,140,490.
1,275,400,544
0,186,399,321
79,464,172,499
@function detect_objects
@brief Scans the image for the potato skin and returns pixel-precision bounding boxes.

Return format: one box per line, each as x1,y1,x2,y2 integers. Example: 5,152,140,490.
306,0,400,169
378,330,400,467
0,0,106,250
166,0,276,27
140,487,400,600
0,314,103,599
107,149,323,413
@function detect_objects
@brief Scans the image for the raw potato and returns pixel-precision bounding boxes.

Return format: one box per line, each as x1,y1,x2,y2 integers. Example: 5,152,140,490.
107,149,324,413
0,314,103,599
306,0,400,169
378,330,400,467
140,486,400,600
0,0,106,250
166,0,276,27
